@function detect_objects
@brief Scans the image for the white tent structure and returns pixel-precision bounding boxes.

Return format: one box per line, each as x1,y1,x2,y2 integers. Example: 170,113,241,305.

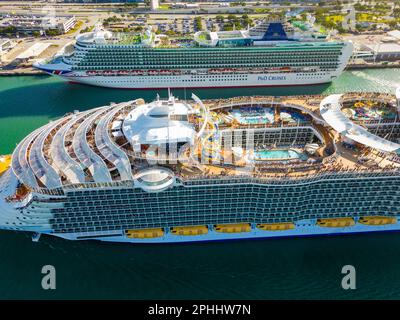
123,94,196,153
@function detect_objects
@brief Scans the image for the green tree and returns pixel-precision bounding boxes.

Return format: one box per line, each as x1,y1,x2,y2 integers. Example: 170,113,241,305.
216,15,224,23
241,14,252,28
388,21,398,29
46,29,61,36
0,26,16,35
194,17,202,31
227,14,238,22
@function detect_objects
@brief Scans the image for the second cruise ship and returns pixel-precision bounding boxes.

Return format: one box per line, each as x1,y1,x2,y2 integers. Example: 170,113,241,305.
34,19,353,89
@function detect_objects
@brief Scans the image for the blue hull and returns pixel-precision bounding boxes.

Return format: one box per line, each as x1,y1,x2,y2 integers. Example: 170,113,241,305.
50,218,400,244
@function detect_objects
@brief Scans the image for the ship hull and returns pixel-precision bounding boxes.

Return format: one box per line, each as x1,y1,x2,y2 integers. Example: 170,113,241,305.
58,72,337,89
53,218,400,243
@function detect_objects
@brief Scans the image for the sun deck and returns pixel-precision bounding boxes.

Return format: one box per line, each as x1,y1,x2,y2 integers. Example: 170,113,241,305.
28,118,69,189
50,110,96,184
94,101,135,181
11,128,41,189
72,108,112,183
7,92,400,194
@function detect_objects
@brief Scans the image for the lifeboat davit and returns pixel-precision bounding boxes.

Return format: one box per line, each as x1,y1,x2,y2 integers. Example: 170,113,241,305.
132,70,144,75
148,70,158,75
160,69,172,75
104,70,116,76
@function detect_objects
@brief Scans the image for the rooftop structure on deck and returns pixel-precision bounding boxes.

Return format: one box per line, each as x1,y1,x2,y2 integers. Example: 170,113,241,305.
122,94,196,153
194,20,328,48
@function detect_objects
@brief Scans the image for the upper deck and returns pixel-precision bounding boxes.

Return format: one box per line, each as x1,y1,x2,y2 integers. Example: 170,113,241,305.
75,19,331,50
6,91,400,195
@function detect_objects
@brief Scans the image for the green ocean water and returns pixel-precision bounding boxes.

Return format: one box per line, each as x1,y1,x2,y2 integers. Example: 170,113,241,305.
1,69,400,299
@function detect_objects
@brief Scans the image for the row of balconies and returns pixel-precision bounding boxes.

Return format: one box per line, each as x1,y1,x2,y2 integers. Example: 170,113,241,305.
57,196,398,213
84,52,341,58
58,195,398,208
61,182,400,200
81,57,339,63
51,211,398,234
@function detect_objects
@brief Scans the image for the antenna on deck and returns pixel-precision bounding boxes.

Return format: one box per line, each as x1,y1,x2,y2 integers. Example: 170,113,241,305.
167,87,175,104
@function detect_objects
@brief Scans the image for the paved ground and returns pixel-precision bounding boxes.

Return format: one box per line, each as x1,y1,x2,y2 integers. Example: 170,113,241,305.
1,6,100,68
342,34,391,47
1,1,399,72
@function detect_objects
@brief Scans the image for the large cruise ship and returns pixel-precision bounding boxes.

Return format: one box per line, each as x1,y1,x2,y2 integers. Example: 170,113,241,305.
1,90,400,243
33,19,353,89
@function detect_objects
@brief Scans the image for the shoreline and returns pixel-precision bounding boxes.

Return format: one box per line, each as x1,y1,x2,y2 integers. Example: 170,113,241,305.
347,64,400,70
0,68,46,76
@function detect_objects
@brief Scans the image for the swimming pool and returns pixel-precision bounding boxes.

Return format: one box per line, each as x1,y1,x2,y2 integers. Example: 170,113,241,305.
230,108,274,125
241,116,271,124
254,149,305,161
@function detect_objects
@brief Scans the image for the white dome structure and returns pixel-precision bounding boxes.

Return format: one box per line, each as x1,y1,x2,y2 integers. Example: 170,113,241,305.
123,95,196,154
